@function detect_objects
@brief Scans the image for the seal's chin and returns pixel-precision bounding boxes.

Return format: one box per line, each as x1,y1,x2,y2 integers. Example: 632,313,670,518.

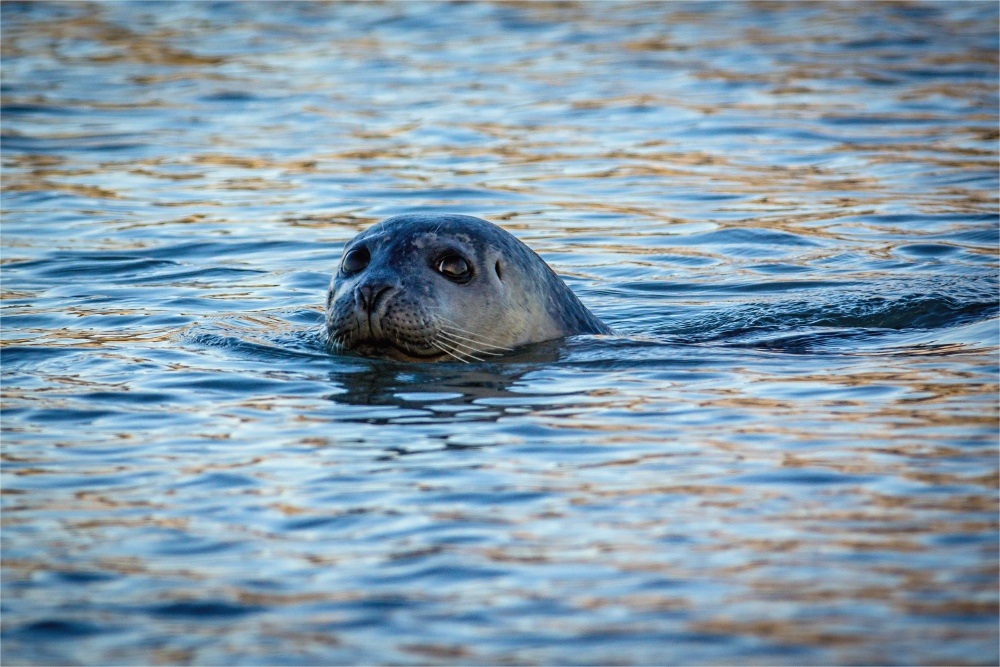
348,339,446,362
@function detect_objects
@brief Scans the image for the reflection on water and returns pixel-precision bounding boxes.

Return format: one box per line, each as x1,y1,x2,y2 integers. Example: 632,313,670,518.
2,2,998,665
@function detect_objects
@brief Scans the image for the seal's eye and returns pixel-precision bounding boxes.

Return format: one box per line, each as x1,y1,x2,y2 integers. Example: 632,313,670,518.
341,247,370,274
437,254,471,282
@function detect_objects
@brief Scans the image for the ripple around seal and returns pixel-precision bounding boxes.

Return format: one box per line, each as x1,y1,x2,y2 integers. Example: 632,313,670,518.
641,281,1000,346
732,469,877,487
149,601,263,619
7,620,106,639
0,346,82,370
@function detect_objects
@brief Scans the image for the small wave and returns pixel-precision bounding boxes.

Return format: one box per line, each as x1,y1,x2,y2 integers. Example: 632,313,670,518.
588,275,997,356
182,313,330,363
655,283,997,342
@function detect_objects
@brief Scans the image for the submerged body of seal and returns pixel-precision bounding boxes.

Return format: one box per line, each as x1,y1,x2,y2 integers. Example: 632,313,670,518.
326,214,611,362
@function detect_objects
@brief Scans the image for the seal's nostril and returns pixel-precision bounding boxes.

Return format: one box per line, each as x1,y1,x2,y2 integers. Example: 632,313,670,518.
357,283,394,312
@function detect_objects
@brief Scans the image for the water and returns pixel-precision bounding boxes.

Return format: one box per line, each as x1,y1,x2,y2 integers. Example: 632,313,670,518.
2,2,997,664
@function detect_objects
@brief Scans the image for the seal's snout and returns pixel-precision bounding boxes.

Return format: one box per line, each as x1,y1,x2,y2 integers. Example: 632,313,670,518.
355,282,395,314
353,279,400,339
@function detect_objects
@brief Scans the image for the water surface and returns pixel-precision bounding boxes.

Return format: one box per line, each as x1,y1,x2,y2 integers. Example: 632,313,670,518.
2,2,998,665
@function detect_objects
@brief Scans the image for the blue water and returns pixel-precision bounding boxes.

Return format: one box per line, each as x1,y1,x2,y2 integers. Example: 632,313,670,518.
2,2,998,664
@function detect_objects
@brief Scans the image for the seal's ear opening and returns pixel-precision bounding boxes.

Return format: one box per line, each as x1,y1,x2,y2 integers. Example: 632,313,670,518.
495,260,503,281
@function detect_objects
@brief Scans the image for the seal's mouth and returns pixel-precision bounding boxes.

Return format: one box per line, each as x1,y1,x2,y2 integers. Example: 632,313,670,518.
348,338,447,362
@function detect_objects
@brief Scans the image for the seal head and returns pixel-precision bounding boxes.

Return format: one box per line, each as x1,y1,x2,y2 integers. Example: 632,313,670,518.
326,214,611,362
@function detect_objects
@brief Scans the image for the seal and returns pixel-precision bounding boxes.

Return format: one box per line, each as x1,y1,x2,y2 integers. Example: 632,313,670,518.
326,214,611,362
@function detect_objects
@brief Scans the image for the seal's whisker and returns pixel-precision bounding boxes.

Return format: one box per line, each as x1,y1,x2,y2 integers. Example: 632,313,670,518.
438,320,508,342
437,331,502,358
395,332,416,356
436,339,490,361
438,342,500,360
438,324,513,351
435,334,487,361
430,337,465,361
430,340,470,364
438,327,512,351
